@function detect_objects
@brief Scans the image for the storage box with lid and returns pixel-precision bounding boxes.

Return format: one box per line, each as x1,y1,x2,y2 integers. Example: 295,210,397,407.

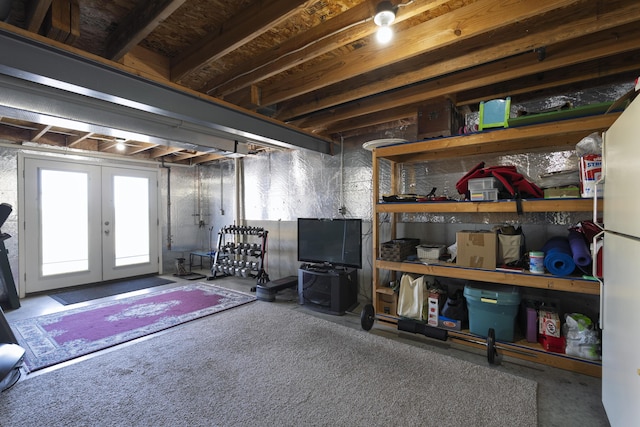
468,177,502,201
470,188,499,201
463,283,521,342
468,177,501,191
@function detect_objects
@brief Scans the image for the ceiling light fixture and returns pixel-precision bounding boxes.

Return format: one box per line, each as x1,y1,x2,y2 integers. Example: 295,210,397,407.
115,138,126,151
374,1,396,44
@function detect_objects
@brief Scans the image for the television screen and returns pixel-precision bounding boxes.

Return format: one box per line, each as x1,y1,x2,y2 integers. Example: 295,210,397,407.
297,218,362,269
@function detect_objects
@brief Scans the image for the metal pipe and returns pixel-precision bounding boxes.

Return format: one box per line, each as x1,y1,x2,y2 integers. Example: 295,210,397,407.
160,160,172,250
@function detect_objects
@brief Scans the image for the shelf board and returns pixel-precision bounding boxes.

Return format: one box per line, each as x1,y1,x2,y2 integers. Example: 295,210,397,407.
375,260,600,295
374,113,620,163
371,315,601,377
376,198,601,213
446,330,601,377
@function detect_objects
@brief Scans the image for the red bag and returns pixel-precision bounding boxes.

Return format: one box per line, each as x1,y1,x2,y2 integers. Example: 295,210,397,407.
456,161,543,199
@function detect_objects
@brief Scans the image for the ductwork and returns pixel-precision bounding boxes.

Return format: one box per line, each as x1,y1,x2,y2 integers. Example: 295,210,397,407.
0,26,332,155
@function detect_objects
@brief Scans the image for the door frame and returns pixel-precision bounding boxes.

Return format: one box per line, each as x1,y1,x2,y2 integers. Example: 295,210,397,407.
17,152,163,297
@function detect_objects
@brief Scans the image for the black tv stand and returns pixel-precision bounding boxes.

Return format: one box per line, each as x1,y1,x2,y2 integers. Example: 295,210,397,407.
298,265,358,316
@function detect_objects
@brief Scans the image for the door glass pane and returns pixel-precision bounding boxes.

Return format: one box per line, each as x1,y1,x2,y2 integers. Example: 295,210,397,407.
113,176,149,266
41,169,89,276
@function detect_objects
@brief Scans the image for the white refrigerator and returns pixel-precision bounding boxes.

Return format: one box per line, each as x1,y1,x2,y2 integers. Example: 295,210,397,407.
601,92,640,426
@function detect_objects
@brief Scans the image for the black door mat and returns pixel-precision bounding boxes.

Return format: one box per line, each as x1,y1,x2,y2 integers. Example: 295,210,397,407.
49,276,176,305
173,272,207,281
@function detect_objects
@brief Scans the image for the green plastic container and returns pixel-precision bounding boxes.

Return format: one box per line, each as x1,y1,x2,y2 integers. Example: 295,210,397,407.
464,283,521,342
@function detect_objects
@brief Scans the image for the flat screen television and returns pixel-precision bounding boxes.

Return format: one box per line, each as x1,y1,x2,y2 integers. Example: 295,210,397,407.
297,218,362,269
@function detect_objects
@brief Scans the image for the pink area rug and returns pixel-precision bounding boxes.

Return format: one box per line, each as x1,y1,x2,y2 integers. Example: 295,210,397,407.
11,282,255,372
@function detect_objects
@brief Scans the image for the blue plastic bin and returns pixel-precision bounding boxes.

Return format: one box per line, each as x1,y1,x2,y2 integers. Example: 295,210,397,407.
463,283,521,342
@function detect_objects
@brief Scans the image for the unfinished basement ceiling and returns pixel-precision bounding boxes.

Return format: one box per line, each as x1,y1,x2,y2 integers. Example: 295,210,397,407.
0,0,638,164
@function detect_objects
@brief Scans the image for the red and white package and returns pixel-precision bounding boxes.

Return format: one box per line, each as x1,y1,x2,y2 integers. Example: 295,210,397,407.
579,154,602,198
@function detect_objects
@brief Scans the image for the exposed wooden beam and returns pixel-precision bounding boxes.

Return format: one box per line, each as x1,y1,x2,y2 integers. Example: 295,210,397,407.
170,0,309,83
203,0,451,97
191,153,226,165
30,124,52,142
100,140,119,151
171,151,204,161
278,0,640,121
106,0,186,61
258,0,580,107
150,146,185,158
324,104,419,135
456,56,640,107
127,144,159,155
301,27,640,133
121,46,171,81
67,131,93,147
45,0,79,45
26,0,53,33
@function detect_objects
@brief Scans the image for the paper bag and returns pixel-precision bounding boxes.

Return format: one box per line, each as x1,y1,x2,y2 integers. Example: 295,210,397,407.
397,274,426,320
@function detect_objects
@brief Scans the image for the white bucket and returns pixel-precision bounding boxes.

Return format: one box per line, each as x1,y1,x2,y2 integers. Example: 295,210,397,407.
529,251,545,274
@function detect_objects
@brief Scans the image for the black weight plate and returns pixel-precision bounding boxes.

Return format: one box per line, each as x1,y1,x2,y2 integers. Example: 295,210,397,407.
360,304,375,331
487,328,496,364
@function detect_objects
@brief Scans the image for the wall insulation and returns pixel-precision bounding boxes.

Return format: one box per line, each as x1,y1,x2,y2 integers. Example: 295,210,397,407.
0,82,632,309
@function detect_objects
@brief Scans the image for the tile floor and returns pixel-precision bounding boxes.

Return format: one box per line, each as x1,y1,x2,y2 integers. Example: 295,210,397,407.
3,271,610,427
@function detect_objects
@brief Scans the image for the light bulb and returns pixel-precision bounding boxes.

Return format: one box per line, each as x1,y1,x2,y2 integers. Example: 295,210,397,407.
374,10,395,27
376,26,393,44
116,141,126,151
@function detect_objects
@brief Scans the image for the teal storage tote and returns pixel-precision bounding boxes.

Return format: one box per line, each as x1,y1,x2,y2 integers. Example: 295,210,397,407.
463,283,521,342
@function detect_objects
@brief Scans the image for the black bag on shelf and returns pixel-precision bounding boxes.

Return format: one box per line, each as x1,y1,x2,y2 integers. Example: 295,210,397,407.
441,289,468,321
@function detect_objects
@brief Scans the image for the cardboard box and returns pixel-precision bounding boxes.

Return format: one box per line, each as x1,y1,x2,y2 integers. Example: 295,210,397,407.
456,231,497,269
417,99,463,139
538,310,561,337
377,293,397,316
579,154,602,198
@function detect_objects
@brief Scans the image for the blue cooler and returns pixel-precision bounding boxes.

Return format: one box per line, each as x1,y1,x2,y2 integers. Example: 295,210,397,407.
463,283,521,342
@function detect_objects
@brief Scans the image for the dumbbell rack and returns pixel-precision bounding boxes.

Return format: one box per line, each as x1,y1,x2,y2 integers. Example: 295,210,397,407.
209,225,269,289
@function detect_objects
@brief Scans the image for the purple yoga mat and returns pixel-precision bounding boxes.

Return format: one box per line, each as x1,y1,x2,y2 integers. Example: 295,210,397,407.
568,230,592,267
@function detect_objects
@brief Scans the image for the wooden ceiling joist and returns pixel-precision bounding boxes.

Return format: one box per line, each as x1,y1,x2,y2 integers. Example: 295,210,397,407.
278,0,640,122
106,0,187,61
202,0,452,97
170,0,310,83
295,22,640,132
258,0,580,108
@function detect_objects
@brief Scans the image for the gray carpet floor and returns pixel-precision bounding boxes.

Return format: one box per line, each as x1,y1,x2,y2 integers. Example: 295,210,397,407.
0,300,536,426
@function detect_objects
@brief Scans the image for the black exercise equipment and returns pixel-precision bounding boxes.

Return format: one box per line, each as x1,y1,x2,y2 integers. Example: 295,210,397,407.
397,317,448,341
360,303,501,365
0,203,20,310
256,275,298,302
0,204,26,390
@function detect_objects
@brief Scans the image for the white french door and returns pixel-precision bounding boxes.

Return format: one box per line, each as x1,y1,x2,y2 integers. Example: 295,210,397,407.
21,156,160,293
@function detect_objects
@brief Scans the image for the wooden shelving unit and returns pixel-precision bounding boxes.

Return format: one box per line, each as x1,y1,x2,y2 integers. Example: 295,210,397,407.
370,113,618,377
